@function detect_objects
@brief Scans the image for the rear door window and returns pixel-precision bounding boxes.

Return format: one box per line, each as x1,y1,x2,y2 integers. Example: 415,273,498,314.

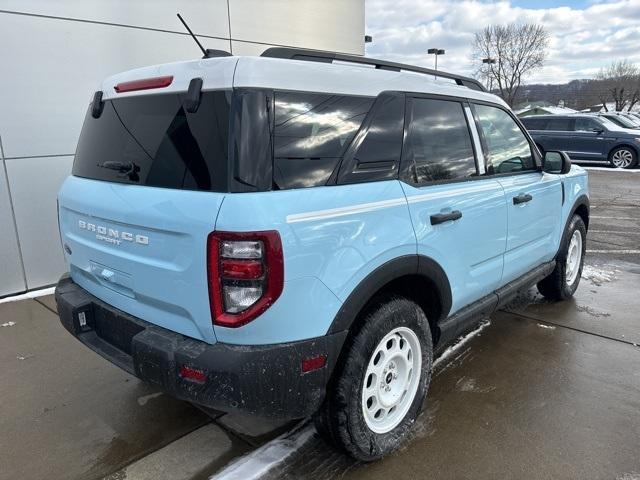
404,98,477,184
73,91,231,191
273,92,374,189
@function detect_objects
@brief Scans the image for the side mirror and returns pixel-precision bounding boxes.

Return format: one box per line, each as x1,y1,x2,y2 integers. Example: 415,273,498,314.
543,151,572,174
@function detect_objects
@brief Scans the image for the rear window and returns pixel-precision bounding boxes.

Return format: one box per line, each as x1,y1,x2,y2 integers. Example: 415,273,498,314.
73,91,231,191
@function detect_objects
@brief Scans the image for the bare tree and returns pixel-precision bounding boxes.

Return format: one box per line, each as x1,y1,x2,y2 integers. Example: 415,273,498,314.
594,60,640,111
473,23,549,107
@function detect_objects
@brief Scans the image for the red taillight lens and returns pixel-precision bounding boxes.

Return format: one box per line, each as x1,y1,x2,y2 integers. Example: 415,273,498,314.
207,231,284,328
221,259,263,279
114,75,173,93
179,365,206,383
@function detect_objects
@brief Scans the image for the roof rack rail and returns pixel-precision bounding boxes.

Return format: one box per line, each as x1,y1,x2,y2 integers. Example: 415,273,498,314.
261,47,486,92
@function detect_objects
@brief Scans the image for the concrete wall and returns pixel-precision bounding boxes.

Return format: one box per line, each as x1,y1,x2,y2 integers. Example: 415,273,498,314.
0,0,364,297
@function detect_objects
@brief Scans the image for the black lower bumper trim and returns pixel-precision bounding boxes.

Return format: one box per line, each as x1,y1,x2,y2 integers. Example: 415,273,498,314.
55,275,347,419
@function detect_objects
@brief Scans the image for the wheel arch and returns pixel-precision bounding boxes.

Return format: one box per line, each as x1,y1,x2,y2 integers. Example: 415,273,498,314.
327,255,452,346
569,194,590,232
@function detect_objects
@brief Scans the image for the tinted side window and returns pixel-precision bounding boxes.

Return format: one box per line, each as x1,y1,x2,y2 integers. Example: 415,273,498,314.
273,92,374,189
338,93,405,184
474,104,535,175
405,98,477,184
546,117,573,131
521,117,548,130
574,118,602,132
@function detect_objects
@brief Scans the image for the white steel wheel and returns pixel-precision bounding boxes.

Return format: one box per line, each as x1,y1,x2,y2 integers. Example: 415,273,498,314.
611,148,634,168
361,326,422,434
565,229,583,286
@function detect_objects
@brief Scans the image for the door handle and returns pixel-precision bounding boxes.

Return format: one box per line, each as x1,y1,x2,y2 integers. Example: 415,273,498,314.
430,210,462,225
513,193,533,205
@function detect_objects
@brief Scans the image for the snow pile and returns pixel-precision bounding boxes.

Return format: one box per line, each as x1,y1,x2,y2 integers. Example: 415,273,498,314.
434,320,491,369
1,321,16,327
582,265,617,285
211,422,314,480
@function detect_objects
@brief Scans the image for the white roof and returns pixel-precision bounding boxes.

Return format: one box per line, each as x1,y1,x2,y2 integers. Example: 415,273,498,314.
100,55,506,107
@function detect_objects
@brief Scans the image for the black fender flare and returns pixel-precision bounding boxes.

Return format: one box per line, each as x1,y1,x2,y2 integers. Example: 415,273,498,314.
555,194,589,259
565,193,590,231
327,254,452,334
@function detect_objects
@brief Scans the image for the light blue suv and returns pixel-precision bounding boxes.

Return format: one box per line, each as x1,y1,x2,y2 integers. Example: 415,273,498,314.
55,48,589,460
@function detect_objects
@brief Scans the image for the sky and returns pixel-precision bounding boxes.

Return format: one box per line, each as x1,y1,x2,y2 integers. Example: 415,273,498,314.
364,0,640,85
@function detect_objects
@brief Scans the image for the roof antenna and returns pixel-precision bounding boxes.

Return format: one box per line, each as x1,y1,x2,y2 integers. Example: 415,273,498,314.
177,13,207,57
177,13,232,59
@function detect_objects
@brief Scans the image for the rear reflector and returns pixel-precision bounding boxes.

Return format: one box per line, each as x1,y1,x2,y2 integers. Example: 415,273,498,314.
179,365,206,383
114,75,174,93
302,355,327,374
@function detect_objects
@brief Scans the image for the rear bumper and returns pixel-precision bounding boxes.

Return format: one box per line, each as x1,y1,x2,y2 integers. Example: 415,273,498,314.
55,275,347,419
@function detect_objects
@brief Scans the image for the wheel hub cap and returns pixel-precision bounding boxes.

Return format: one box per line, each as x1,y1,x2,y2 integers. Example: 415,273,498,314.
612,149,633,168
362,327,422,434
565,229,583,286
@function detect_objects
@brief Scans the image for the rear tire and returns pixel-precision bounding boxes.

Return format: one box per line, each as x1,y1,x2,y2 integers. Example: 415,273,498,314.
537,214,586,300
609,146,638,169
314,296,432,461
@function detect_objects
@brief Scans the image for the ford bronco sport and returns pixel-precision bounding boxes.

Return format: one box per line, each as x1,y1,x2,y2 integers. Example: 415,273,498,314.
55,48,589,460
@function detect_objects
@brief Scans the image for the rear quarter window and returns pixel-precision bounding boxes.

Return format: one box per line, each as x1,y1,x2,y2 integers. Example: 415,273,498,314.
273,92,374,189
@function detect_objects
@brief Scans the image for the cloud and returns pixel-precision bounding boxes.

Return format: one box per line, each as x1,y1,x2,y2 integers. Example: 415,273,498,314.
365,0,640,84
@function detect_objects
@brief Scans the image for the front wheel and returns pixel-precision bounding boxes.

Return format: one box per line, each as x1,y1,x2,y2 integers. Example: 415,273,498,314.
315,296,432,461
537,214,586,300
609,146,638,169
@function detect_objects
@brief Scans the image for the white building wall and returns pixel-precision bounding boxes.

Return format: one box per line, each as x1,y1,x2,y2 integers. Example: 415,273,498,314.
0,0,364,296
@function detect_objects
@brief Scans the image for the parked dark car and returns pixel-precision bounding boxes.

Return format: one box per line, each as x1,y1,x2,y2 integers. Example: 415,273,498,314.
598,112,640,129
521,114,640,169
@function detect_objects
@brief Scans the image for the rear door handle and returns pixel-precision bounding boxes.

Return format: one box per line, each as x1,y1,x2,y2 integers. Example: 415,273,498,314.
513,193,533,205
430,210,462,225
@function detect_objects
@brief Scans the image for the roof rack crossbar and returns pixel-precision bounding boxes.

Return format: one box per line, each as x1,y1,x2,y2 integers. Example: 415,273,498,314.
261,47,486,92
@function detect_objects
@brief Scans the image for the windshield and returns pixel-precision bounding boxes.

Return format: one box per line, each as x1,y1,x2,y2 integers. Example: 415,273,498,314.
604,114,637,128
73,91,231,191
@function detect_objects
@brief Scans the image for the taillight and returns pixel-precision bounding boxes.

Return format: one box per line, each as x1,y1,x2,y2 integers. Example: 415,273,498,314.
207,231,284,328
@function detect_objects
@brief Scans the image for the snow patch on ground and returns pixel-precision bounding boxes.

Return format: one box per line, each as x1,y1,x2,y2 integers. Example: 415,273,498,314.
0,287,56,304
433,320,491,369
581,265,618,285
137,392,163,406
537,323,556,330
617,473,640,480
1,321,16,327
210,422,315,480
582,166,640,173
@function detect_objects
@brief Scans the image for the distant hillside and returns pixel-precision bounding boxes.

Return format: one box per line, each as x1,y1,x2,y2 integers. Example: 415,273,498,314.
507,79,595,111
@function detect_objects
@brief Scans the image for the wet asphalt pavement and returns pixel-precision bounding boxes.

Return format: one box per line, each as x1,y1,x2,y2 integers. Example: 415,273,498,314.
0,167,638,480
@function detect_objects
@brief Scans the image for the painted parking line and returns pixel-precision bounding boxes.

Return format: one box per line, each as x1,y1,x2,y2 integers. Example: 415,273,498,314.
582,166,640,173
586,250,640,254
589,230,640,235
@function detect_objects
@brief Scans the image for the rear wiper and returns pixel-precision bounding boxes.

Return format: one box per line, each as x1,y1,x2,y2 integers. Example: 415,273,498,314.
97,161,140,181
